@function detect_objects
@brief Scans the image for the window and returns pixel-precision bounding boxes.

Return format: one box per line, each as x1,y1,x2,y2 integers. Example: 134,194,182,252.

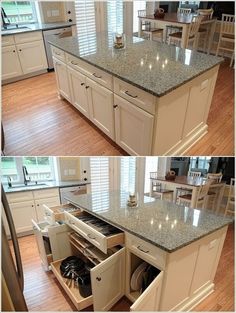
2,1,38,24
144,157,159,194
107,0,123,33
189,157,211,175
89,157,110,193
133,1,146,33
1,157,55,183
120,157,136,194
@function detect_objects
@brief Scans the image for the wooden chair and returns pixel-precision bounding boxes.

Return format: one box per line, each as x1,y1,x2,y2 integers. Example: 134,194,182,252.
197,9,214,52
177,181,211,209
165,8,191,42
224,178,235,216
207,182,225,212
138,10,164,42
150,181,174,202
168,15,203,49
206,172,223,183
175,171,201,202
216,14,235,67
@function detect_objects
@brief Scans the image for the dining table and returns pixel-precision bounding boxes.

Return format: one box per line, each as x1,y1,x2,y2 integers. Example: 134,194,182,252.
138,12,216,52
149,175,225,212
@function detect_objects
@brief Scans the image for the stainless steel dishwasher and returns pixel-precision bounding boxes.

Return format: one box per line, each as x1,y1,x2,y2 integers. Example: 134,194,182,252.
59,185,87,204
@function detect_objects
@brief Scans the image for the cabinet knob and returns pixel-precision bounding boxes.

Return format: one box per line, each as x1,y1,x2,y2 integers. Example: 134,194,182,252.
37,204,39,206
85,86,89,89
13,50,16,53
113,105,118,109
19,49,22,52
96,277,101,282
84,178,87,181
32,205,34,207
81,83,85,86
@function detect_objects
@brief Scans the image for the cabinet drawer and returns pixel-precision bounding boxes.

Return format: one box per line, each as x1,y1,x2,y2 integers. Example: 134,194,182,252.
44,203,80,224
2,35,15,46
14,31,43,44
51,46,66,62
33,188,59,199
126,233,166,270
66,54,113,90
114,78,156,114
64,211,124,254
7,191,34,203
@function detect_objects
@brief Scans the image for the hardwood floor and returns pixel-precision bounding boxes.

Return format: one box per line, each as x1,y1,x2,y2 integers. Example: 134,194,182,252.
9,224,234,311
2,60,234,156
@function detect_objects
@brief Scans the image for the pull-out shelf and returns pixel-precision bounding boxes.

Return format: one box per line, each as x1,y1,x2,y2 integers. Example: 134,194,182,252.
64,210,124,254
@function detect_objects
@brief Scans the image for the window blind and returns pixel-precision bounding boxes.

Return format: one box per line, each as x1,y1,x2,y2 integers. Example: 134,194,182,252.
107,0,123,33
120,157,136,194
90,157,110,193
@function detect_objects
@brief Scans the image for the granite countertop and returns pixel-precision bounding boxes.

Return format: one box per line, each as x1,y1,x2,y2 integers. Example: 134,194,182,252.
48,31,223,97
64,190,233,253
4,180,89,193
1,22,75,36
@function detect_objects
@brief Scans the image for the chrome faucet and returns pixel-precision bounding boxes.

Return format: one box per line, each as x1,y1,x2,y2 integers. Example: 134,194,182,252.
1,8,11,29
7,176,12,188
22,166,31,185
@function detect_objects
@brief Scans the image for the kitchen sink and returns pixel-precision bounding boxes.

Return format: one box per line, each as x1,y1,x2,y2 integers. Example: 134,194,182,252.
9,183,48,189
1,26,31,32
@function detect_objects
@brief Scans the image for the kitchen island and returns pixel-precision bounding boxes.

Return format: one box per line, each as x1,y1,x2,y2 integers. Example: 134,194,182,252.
57,190,233,311
48,32,223,155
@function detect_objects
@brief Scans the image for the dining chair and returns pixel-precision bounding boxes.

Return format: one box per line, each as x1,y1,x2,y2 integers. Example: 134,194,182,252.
224,178,235,215
149,173,174,202
177,181,212,209
175,171,201,202
206,172,223,183
197,8,214,52
138,10,164,42
205,173,223,210
216,14,235,67
206,182,225,212
168,15,203,49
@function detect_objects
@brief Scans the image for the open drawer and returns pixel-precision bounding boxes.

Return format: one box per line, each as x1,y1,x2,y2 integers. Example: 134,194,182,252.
32,219,72,271
43,203,79,224
51,239,125,311
64,211,124,254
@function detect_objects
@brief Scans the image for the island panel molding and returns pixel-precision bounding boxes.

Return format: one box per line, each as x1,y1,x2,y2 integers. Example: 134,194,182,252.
49,32,223,155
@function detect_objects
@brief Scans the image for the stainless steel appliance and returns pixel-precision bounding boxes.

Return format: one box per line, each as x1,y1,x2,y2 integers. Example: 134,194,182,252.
43,26,72,70
59,185,87,204
1,185,28,311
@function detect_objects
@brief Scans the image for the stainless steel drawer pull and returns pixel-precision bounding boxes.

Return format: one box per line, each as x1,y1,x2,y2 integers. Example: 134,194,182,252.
81,83,85,86
93,73,102,79
87,233,96,240
137,245,149,253
71,60,78,65
125,91,138,98
113,105,118,109
96,277,101,281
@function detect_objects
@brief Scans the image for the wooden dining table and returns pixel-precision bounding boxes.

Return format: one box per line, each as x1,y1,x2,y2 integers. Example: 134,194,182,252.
150,175,225,212
138,12,216,51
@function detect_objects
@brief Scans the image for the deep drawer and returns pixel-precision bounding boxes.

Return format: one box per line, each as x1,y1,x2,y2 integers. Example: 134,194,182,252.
64,211,124,254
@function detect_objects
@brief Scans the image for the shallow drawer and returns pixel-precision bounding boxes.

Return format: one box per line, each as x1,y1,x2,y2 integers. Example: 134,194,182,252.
33,188,59,199
14,31,43,44
114,78,156,115
51,46,66,62
44,203,80,224
51,258,93,310
126,232,166,270
7,191,34,203
2,35,15,46
66,54,113,90
64,211,124,254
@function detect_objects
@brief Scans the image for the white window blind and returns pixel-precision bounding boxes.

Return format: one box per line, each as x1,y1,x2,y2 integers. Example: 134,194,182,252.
107,0,123,33
144,157,159,194
74,0,97,56
120,157,136,194
90,157,110,193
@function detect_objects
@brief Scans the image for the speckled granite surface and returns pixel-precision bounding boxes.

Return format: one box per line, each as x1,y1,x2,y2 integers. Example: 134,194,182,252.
1,22,74,36
64,191,233,253
48,31,223,97
4,180,89,193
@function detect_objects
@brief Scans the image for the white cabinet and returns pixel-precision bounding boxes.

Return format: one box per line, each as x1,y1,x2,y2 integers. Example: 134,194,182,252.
2,45,22,80
35,197,60,222
114,95,154,155
53,57,71,101
17,40,48,74
87,78,115,140
67,67,90,118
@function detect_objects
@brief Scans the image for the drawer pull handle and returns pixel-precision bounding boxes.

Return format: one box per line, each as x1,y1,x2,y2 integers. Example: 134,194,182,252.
125,91,138,98
81,83,85,86
137,245,149,253
87,233,96,240
93,73,102,79
71,60,78,65
113,105,118,109
69,220,75,225
96,277,101,281
85,86,89,89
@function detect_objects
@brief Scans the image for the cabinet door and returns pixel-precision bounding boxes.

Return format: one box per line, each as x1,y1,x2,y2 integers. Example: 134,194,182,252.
10,200,37,234
53,57,71,101
35,196,60,222
91,247,125,311
130,271,163,311
32,219,50,269
67,67,90,118
2,45,22,80
48,223,72,260
87,78,115,140
17,40,47,74
114,95,154,155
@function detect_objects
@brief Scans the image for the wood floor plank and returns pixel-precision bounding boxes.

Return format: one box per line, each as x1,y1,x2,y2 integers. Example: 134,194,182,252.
8,223,234,311
2,60,234,156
